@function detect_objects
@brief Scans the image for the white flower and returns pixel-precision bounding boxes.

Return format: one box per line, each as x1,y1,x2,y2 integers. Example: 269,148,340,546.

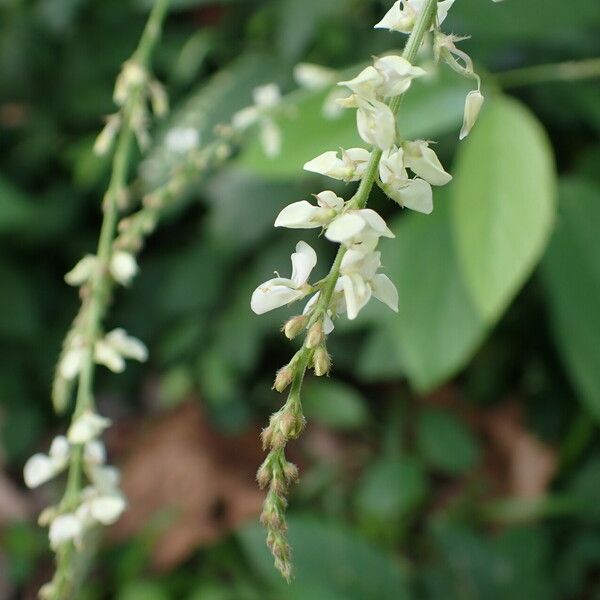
335,250,399,320
460,89,484,140
165,127,199,154
68,410,111,444
339,66,385,99
232,83,283,157
325,208,394,247
84,440,106,466
302,292,336,335
303,148,371,182
109,251,138,286
379,146,434,214
322,88,350,119
49,513,83,549
88,494,127,525
403,140,452,185
372,55,427,97
344,95,395,150
64,255,97,287
23,436,71,489
275,191,344,229
251,241,317,315
375,0,455,34
259,118,282,157
379,145,408,186
94,328,148,373
59,346,85,380
294,63,337,90
387,177,433,214
253,83,282,109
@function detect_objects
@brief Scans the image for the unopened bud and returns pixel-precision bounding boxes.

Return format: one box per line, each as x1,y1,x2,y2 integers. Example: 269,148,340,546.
283,461,299,483
273,365,293,393
256,460,272,488
283,315,307,339
313,346,331,377
305,321,324,349
279,408,305,439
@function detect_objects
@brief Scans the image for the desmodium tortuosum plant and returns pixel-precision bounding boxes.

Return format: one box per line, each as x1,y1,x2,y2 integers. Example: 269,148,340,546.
250,0,496,581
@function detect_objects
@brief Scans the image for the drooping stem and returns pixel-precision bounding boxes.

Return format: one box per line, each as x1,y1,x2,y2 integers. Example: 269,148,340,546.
259,0,438,581
49,1,171,597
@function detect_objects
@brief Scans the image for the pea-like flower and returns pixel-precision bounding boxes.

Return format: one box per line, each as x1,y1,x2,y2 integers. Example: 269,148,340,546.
94,328,148,374
325,208,395,248
403,140,452,185
375,0,455,34
335,249,399,319
23,436,71,489
460,89,484,140
68,410,111,445
338,94,396,151
251,242,317,314
303,148,371,182
274,191,344,229
232,83,283,157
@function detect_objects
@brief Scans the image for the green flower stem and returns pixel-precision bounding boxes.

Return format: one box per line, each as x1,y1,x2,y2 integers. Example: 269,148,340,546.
497,57,600,88
260,0,438,581
49,1,171,598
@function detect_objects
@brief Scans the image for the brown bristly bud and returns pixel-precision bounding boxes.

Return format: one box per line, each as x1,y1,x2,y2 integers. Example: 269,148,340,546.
313,345,331,376
283,461,299,484
305,321,324,349
279,408,305,440
273,365,293,393
283,315,307,339
256,459,272,488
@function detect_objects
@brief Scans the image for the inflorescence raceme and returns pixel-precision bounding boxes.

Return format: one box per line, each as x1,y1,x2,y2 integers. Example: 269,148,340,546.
250,0,495,582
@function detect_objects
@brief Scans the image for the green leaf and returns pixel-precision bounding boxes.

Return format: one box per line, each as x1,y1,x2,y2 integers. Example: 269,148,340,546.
541,178,600,419
302,378,369,431
451,95,556,322
238,70,470,179
374,196,488,392
238,515,411,600
355,457,428,523
416,409,480,475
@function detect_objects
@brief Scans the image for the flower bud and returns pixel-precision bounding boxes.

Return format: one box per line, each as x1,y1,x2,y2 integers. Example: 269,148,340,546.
460,89,484,140
283,315,307,339
282,461,299,484
109,251,138,286
313,346,331,377
273,365,293,392
256,460,272,488
305,321,324,349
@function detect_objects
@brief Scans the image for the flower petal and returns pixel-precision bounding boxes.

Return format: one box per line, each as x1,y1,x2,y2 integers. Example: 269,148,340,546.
372,273,399,312
24,454,56,488
251,280,303,315
357,209,395,238
388,178,433,214
275,201,320,229
290,241,317,286
325,213,366,243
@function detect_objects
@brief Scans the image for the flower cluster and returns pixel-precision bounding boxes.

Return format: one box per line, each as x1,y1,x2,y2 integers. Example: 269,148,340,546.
24,411,125,554
249,0,491,581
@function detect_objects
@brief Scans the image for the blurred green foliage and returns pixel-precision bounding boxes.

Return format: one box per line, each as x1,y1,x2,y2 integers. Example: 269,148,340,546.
1,0,600,598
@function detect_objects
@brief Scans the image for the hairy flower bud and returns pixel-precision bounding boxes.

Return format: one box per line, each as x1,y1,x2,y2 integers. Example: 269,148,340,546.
313,346,331,377
273,365,293,393
305,321,324,349
256,460,272,488
283,315,307,339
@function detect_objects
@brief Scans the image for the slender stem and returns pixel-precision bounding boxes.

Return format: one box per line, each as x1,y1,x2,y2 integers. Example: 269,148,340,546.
497,57,600,88
310,0,437,328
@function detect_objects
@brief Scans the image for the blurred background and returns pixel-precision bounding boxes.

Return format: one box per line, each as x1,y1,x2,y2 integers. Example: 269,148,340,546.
1,0,600,598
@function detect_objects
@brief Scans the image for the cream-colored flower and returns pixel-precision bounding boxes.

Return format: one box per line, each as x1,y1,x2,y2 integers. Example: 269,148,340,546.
460,89,484,140
304,148,371,182
275,191,344,229
251,242,317,315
